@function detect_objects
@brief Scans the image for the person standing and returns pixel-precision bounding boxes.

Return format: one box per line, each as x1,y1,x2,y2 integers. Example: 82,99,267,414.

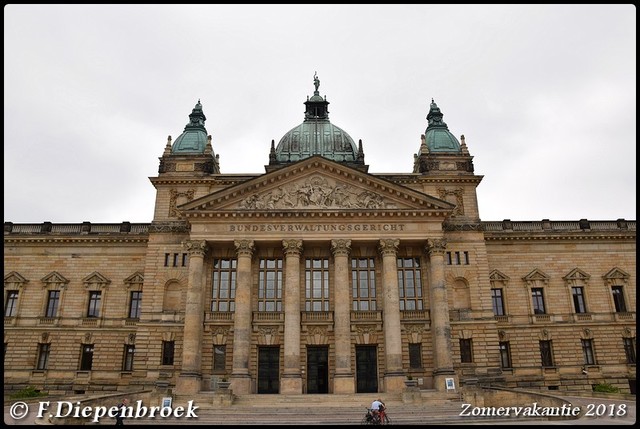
115,398,129,426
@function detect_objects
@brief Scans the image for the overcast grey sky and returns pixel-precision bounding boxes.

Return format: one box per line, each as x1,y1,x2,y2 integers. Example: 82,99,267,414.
4,4,636,224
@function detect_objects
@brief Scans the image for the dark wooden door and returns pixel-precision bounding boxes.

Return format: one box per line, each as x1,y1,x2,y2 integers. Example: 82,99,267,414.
356,345,378,393
307,345,329,393
257,346,280,394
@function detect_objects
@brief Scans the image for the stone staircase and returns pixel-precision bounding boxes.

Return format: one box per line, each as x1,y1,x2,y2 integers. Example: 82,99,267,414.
132,390,471,425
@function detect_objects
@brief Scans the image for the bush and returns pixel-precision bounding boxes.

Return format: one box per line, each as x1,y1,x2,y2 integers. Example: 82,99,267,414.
592,382,620,393
9,386,48,399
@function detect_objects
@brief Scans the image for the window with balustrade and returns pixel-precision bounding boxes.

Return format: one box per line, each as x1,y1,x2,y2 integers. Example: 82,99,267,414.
258,258,282,312
351,258,376,311
572,287,587,313
305,258,329,311
531,288,546,314
397,258,423,311
211,259,237,312
491,288,505,316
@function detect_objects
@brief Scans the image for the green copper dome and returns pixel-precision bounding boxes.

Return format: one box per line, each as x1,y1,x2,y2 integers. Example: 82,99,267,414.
172,100,208,154
271,73,363,164
424,99,460,153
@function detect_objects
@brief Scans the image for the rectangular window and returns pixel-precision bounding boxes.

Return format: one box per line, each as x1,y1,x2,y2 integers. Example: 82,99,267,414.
182,253,188,267
409,343,422,369
122,345,135,371
213,345,226,372
623,338,635,364
446,252,452,265
491,288,505,316
211,259,237,312
162,341,175,365
499,341,512,368
173,253,179,267
397,258,423,311
460,339,473,363
46,290,60,318
87,291,101,317
164,253,170,267
454,252,461,265
4,290,18,317
612,286,627,312
305,258,330,312
351,258,376,311
463,251,470,265
258,258,283,312
37,343,50,370
581,339,595,365
572,287,587,313
80,344,94,370
539,340,554,367
128,291,142,319
532,288,546,314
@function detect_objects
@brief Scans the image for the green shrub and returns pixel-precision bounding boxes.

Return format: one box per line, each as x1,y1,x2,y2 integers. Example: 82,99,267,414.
592,382,620,393
9,386,48,399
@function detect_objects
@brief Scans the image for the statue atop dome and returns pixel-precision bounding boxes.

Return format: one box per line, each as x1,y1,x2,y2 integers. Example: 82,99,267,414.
313,72,320,93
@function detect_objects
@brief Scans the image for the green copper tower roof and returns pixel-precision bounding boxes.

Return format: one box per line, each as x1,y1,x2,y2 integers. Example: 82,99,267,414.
424,99,461,153
171,100,208,154
270,73,364,166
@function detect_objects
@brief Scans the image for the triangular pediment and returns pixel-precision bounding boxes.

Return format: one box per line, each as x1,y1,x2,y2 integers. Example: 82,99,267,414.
602,267,630,286
489,270,510,282
181,156,454,216
41,271,69,285
124,272,145,285
563,268,590,282
4,271,29,286
522,268,550,285
82,271,111,287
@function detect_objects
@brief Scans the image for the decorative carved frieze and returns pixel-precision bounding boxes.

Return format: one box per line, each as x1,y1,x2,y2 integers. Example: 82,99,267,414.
437,187,464,216
443,222,483,231
239,175,393,210
169,189,195,218
148,221,190,234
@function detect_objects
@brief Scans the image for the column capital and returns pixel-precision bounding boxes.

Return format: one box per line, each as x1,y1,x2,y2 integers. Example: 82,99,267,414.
234,239,255,257
183,240,207,257
426,238,447,256
282,239,303,256
331,239,351,257
378,238,399,257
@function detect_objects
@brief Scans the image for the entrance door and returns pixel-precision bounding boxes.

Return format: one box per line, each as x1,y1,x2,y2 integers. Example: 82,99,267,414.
307,346,329,393
356,345,378,393
257,346,280,394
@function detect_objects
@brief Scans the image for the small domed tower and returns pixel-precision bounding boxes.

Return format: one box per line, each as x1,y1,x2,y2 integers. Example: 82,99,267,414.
413,99,473,175
158,100,220,175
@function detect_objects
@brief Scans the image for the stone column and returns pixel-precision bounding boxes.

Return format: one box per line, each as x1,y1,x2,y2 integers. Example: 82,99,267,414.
230,239,254,394
281,239,303,394
379,239,404,393
176,239,207,395
331,239,355,393
426,238,457,391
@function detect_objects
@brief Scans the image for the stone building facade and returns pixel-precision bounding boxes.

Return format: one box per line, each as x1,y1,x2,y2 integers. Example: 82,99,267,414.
3,79,636,396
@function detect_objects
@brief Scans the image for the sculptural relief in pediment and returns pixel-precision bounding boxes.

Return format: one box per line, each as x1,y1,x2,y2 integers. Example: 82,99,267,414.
238,175,398,210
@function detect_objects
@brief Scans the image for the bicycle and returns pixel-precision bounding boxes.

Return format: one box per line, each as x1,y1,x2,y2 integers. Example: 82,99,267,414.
361,407,391,425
